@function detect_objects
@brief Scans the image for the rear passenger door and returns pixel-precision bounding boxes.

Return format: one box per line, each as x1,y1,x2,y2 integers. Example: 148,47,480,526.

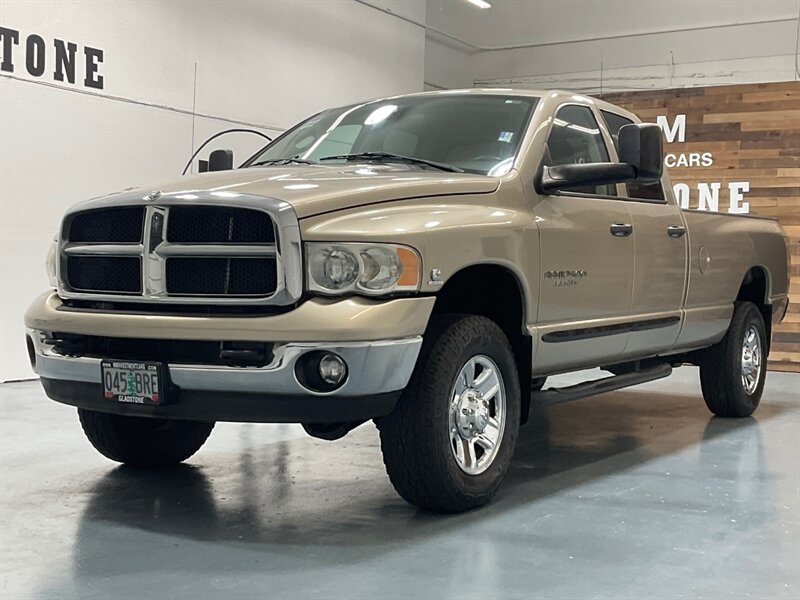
600,110,688,357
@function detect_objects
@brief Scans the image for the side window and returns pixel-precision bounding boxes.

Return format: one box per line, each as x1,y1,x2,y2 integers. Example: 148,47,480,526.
543,105,614,196
600,110,665,201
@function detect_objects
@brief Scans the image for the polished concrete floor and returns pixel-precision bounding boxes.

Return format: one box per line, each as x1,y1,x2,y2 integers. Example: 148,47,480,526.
1,367,798,599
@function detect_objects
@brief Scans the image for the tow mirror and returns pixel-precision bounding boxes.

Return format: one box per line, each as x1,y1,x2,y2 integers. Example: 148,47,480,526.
618,123,662,182
200,149,234,173
537,122,664,194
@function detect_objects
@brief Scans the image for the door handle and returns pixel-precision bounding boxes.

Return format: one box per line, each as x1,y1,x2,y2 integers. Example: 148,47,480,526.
610,223,633,237
667,225,686,238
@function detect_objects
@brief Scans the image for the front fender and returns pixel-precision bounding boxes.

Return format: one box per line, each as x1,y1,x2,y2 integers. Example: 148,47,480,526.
300,192,539,319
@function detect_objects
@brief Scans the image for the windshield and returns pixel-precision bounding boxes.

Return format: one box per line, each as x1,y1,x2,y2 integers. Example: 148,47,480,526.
246,94,538,176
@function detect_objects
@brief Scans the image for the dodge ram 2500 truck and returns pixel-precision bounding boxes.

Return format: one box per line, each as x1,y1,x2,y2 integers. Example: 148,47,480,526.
25,90,790,512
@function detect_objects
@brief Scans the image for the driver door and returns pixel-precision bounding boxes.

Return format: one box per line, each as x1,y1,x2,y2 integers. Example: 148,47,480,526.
531,104,635,375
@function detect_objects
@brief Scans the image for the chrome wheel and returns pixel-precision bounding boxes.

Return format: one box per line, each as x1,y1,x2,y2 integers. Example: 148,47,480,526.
448,355,506,476
741,325,762,395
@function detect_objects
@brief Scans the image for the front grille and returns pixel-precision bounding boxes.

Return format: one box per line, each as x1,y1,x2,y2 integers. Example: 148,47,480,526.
57,198,296,306
166,257,278,296
47,333,273,367
67,207,144,243
66,256,141,293
167,207,275,244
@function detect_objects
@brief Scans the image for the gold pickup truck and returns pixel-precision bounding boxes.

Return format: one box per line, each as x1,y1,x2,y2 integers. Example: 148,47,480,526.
25,89,790,512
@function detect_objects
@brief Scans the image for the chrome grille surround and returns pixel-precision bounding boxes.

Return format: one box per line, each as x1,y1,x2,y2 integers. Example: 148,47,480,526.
57,191,302,306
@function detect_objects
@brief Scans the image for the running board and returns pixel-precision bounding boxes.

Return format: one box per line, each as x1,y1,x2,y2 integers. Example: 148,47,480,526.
530,362,673,406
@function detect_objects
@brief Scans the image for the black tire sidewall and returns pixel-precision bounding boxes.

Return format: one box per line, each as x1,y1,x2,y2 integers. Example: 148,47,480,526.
725,303,767,412
701,301,769,418
79,409,214,466
425,318,521,500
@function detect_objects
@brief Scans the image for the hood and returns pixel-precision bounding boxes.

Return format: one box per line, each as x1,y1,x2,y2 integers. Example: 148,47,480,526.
127,164,500,218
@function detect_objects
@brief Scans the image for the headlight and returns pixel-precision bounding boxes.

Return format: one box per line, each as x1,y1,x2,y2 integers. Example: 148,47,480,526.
306,243,420,295
46,236,57,289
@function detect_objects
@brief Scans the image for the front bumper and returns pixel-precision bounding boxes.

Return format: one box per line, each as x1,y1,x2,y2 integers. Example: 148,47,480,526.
24,292,433,422
28,330,421,422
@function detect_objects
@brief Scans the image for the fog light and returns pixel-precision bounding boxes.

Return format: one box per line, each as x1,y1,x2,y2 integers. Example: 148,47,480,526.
319,353,347,385
295,351,349,393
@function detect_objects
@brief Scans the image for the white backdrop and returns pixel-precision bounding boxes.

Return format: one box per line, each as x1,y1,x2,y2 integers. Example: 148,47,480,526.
0,0,425,380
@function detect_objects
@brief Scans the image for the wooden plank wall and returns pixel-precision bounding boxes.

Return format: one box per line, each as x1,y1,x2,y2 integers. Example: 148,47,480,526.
599,82,800,372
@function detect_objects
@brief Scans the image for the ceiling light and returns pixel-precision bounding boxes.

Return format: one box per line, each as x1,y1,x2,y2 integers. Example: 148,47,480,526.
465,0,492,8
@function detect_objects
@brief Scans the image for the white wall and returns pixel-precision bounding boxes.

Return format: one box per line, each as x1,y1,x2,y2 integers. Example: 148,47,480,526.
0,0,424,381
423,0,800,92
424,36,472,90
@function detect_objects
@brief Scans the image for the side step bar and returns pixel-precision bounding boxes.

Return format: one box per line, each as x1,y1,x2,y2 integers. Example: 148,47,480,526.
531,362,673,407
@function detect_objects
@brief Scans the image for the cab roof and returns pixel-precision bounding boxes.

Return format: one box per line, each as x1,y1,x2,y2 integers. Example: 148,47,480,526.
365,88,641,124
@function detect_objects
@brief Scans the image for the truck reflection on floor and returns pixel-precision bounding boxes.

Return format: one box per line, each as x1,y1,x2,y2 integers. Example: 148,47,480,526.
61,388,781,587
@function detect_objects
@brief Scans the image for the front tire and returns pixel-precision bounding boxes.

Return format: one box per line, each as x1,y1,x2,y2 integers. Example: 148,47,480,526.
78,409,215,467
377,315,521,512
699,301,767,418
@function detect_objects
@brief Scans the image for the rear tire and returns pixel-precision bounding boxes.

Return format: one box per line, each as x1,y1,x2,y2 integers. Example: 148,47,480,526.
377,314,521,512
78,409,214,466
699,301,767,418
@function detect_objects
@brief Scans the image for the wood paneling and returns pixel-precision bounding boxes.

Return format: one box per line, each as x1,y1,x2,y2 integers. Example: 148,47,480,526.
600,82,800,371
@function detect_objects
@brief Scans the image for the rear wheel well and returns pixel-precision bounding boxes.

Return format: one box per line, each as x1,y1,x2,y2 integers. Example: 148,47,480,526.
737,267,772,350
431,264,532,422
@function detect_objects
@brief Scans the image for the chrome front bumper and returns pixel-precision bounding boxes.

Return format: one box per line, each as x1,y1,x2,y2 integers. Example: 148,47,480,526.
27,329,422,398
24,293,432,422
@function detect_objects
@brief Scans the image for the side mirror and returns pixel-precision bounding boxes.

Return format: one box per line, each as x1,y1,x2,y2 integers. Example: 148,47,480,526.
208,149,234,172
618,123,662,182
536,122,664,194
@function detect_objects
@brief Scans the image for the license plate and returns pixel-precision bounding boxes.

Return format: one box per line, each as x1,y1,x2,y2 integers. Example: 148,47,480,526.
101,360,164,405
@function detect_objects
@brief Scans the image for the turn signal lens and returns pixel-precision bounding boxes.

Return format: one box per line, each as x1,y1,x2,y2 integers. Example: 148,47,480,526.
306,242,421,296
396,247,420,288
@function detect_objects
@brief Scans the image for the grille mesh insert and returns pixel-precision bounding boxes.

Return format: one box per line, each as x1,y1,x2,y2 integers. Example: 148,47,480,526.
67,208,144,243
66,256,141,293
167,207,275,244
165,257,277,296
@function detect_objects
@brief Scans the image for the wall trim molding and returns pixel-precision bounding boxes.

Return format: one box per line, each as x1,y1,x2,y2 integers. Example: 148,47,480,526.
462,17,797,53
474,53,798,94
420,8,797,56
0,73,286,132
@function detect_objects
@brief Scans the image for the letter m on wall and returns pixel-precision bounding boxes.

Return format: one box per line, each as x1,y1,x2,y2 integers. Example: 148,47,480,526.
656,114,686,143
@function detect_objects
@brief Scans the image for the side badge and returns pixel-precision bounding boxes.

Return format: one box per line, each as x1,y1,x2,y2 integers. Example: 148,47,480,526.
428,268,443,286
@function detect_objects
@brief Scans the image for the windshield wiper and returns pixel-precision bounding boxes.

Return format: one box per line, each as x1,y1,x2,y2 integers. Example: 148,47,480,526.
318,152,464,173
249,156,315,167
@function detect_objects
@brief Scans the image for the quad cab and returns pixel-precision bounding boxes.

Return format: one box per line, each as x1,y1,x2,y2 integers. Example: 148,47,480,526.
26,90,790,512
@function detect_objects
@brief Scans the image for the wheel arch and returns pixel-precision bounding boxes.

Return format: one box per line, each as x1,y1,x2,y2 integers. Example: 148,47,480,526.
431,262,533,423
736,265,773,350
